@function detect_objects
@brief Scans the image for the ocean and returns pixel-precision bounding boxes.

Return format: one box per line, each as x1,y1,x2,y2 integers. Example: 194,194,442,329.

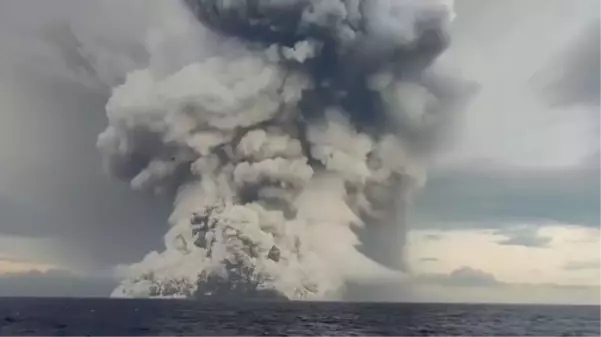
0,298,598,336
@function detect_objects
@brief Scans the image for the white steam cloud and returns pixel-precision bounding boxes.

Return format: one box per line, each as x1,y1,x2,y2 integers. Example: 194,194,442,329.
97,0,473,300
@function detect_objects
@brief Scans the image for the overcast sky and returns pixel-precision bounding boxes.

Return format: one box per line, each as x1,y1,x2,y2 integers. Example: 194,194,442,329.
0,0,598,304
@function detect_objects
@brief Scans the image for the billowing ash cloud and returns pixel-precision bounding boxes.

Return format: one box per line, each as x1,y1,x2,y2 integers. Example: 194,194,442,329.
99,0,473,300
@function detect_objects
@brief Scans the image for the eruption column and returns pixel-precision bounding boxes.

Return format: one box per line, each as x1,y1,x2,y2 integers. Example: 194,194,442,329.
100,0,472,300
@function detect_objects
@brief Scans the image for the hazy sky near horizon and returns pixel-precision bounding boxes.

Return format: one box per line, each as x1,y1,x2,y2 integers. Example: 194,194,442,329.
0,0,598,304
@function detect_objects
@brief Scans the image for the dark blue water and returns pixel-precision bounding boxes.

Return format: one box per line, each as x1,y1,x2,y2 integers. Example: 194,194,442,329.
0,298,598,336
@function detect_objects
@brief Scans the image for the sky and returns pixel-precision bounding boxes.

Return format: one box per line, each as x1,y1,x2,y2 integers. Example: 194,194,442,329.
0,0,598,304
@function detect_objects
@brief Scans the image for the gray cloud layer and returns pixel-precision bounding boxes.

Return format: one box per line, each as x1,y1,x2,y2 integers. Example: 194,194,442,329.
0,1,172,270
563,260,600,271
494,226,552,248
0,269,116,297
417,266,500,287
0,71,172,269
413,165,600,227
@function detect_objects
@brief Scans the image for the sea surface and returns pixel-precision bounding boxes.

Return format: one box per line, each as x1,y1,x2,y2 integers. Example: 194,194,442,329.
0,298,598,336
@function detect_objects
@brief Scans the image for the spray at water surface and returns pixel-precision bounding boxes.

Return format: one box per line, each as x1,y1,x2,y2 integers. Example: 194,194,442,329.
98,0,474,299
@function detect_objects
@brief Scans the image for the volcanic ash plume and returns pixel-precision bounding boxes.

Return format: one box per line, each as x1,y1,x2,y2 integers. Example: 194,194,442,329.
99,0,471,300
